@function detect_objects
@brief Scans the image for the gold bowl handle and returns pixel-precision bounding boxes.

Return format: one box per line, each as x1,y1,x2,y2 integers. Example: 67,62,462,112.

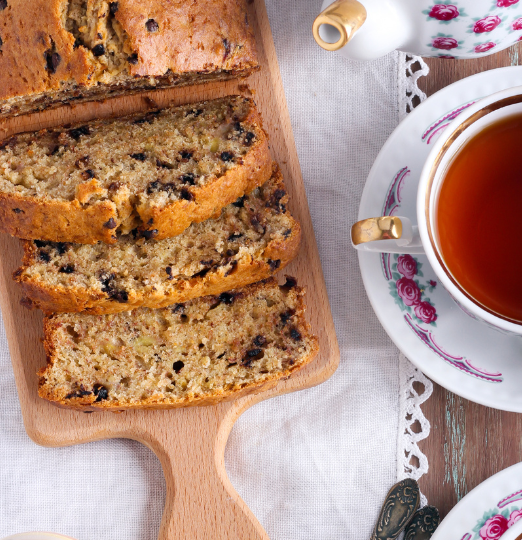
313,0,367,52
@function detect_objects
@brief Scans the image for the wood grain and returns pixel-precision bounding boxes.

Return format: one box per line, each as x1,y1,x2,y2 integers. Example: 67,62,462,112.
0,1,340,539
417,42,522,519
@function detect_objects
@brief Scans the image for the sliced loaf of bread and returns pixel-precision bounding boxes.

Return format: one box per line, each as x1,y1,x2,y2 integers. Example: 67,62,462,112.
15,167,301,314
38,278,319,411
0,96,271,243
0,0,259,117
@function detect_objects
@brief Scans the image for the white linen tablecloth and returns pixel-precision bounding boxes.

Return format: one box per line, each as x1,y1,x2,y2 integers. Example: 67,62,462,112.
0,1,431,538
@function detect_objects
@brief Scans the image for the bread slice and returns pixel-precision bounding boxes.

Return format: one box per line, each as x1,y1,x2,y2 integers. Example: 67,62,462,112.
0,96,271,243
38,278,319,411
15,167,301,314
0,0,259,118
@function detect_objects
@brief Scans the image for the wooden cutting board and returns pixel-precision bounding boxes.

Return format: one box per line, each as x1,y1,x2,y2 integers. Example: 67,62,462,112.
0,1,340,538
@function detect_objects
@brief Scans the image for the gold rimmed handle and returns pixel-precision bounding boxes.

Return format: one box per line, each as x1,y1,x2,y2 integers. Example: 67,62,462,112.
351,216,424,254
351,216,403,246
313,0,367,52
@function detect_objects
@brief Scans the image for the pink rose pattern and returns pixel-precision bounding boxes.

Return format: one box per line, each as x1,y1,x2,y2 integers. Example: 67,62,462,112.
424,1,522,58
429,4,460,20
396,278,422,307
473,15,502,32
475,41,497,52
432,36,459,49
391,254,437,325
508,508,522,527
396,254,417,279
480,515,509,539
467,509,522,539
414,302,438,324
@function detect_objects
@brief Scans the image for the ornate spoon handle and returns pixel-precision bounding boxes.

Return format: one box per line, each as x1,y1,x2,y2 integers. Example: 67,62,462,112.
404,506,440,540
370,478,420,540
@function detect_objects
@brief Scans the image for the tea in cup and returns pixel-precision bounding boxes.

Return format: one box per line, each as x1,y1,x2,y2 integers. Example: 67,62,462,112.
352,86,522,335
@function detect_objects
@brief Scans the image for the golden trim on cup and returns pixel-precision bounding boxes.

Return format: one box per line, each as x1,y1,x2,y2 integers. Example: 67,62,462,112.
313,0,367,52
351,216,403,245
425,93,522,325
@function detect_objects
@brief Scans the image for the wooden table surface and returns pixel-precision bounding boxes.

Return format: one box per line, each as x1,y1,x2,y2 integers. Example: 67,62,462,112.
417,43,522,519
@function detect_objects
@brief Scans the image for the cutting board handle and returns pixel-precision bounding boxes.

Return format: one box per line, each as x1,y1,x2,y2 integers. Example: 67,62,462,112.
135,406,270,540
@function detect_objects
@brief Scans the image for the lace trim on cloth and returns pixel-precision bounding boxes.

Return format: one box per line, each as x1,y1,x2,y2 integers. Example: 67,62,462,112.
398,53,430,120
397,353,433,507
395,54,432,506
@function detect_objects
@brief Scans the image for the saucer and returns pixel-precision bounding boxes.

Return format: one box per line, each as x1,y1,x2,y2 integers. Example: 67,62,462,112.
358,66,522,412
431,462,522,540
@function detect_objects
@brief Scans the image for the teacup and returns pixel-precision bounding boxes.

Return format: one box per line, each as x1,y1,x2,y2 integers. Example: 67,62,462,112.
313,0,522,61
351,85,522,336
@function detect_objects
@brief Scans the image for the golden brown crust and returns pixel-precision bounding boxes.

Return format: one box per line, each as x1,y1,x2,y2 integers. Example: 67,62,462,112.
15,224,301,314
0,1,93,102
116,0,258,77
0,195,119,244
38,279,320,411
137,135,272,240
0,0,258,116
0,97,271,244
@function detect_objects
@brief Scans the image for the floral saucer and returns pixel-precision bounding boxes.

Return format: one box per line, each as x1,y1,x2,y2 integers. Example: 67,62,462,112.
358,66,522,411
431,462,522,540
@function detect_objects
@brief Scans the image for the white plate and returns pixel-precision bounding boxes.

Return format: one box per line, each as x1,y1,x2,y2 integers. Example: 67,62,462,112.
358,66,522,412
432,462,522,540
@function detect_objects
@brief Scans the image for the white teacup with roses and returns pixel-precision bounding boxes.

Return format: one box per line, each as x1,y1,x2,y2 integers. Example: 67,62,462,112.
314,0,522,61
351,85,522,337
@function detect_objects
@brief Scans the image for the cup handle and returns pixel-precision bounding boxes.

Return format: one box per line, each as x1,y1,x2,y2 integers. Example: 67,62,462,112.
351,216,425,254
313,0,367,52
